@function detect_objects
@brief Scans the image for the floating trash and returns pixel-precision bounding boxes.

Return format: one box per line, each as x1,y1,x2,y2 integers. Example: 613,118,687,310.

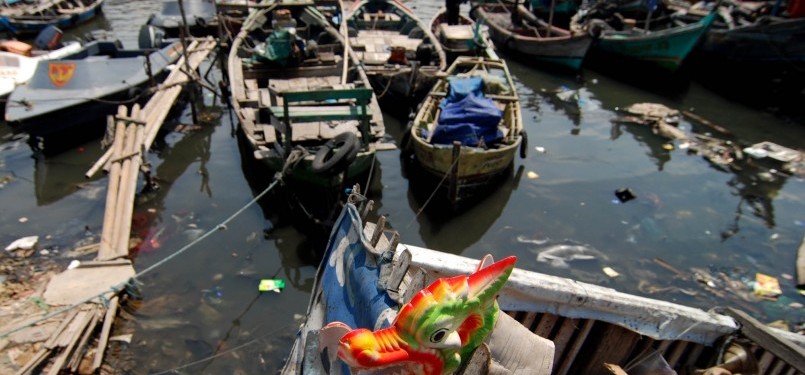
259,279,286,293
527,171,539,180
754,273,781,298
533,241,608,268
614,188,636,203
602,267,619,278
516,235,549,245
5,236,38,251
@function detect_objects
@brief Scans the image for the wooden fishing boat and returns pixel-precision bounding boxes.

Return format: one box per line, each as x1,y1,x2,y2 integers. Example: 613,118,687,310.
0,0,105,36
669,1,805,85
145,0,219,38
343,0,446,106
0,25,83,98
429,6,497,62
282,191,805,375
407,55,525,206
5,39,183,154
228,0,386,188
470,2,593,71
572,1,718,71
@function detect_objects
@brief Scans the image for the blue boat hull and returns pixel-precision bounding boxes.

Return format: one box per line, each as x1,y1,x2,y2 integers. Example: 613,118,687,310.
0,0,104,35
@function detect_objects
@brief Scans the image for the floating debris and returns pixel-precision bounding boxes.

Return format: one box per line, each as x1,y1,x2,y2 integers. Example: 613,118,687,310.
259,279,286,293
754,273,782,299
533,241,608,268
602,267,619,278
5,236,38,251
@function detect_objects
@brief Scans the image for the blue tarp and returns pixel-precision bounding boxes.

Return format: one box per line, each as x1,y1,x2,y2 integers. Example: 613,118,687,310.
424,77,503,146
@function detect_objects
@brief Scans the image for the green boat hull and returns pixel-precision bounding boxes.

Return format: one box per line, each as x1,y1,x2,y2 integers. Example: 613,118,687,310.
594,12,717,71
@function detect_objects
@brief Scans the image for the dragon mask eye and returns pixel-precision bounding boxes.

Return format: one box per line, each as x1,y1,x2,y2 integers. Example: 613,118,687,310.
429,328,449,343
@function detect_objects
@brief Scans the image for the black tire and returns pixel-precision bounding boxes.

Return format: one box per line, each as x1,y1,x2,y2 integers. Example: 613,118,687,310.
408,26,425,39
519,130,528,159
312,132,361,174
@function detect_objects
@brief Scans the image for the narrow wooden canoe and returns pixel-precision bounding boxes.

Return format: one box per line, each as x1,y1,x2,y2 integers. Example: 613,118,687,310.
408,55,525,206
471,2,593,71
344,0,447,105
228,0,386,188
429,6,498,63
282,195,805,375
580,6,718,71
0,0,106,36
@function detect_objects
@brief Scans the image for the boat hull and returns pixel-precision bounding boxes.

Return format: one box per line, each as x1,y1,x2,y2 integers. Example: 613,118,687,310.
228,1,386,190
345,0,447,104
0,0,104,35
283,200,805,375
593,12,717,71
409,56,524,206
472,3,592,71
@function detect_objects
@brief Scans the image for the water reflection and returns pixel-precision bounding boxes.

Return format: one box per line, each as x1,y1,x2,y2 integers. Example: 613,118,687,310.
403,156,524,252
32,143,106,206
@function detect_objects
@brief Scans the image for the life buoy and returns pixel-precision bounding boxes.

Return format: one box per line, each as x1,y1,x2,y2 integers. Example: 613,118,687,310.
311,132,361,174
519,130,528,159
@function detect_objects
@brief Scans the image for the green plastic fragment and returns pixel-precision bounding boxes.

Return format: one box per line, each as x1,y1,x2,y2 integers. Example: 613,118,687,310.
259,279,286,293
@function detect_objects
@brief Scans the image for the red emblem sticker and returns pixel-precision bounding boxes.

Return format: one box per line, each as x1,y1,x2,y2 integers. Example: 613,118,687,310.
48,63,76,88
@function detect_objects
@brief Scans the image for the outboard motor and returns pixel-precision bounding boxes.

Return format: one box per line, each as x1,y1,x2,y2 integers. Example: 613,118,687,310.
34,25,63,50
138,24,165,49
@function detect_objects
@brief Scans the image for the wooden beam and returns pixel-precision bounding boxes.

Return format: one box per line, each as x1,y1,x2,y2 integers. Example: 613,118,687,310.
92,296,119,371
797,232,805,288
724,308,805,373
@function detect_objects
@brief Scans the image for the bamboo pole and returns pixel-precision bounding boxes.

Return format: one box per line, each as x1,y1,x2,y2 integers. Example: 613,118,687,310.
97,107,128,258
105,109,138,261
339,0,349,85
546,0,556,37
115,111,146,257
92,296,119,371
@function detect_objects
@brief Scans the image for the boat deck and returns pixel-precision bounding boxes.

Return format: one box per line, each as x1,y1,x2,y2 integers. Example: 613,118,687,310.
350,29,423,65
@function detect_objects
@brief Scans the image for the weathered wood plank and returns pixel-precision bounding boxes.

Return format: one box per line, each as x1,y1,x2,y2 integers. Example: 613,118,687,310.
797,232,805,288
550,317,581,365
554,319,594,375
573,324,640,375
533,313,558,338
724,308,805,373
92,296,119,371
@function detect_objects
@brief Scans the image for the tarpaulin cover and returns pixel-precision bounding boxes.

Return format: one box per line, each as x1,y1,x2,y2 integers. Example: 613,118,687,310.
425,77,503,146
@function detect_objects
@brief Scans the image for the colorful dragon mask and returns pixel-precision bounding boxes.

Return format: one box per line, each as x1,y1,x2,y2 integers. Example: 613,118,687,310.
324,255,517,375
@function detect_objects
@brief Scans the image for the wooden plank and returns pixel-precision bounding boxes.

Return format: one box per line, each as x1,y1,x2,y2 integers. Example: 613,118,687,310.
550,317,581,365
679,343,705,370
797,232,805,288
48,309,93,375
269,105,367,122
518,312,537,331
554,319,595,375
68,307,100,372
44,309,79,349
533,313,558,338
724,308,805,373
664,340,689,368
13,348,49,375
92,296,119,371
573,324,640,375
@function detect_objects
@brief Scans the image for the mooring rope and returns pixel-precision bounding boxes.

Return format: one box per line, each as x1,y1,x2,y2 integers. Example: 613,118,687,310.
406,155,461,228
0,177,281,339
148,322,291,375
